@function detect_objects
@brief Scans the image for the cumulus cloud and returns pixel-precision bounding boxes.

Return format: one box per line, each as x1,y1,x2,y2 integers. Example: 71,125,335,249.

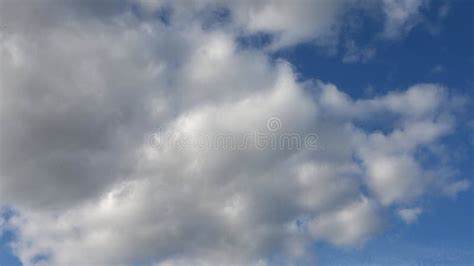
228,0,347,49
309,196,382,246
0,0,469,265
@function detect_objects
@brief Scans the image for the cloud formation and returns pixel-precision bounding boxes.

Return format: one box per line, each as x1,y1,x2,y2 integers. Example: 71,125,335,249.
0,0,468,265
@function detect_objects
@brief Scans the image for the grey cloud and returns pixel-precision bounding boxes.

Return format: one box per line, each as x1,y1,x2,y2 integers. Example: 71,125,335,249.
0,1,469,265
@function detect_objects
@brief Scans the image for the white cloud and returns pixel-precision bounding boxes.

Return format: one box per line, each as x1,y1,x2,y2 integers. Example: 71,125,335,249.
364,155,425,205
398,207,423,223
0,0,469,265
228,0,347,49
381,0,428,39
309,196,382,246
442,179,471,198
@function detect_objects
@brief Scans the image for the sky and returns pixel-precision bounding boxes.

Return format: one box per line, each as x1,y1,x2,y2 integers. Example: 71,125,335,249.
0,0,473,265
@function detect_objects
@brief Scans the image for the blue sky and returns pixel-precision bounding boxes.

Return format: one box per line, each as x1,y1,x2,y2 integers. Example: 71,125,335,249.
1,0,473,265
279,1,474,264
